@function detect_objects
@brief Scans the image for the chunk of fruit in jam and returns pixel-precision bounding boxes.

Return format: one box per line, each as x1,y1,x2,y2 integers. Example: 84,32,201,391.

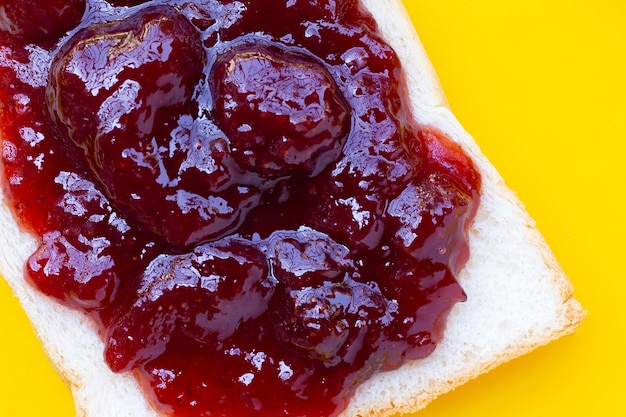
28,230,120,309
212,46,350,177
304,181,387,250
47,5,205,151
377,258,467,363
105,240,273,372
266,228,356,288
273,278,390,367
26,174,129,311
418,128,481,196
266,229,391,367
387,172,475,270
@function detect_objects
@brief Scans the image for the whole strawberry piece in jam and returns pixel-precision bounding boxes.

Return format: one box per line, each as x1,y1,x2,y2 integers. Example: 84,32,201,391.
0,0,86,45
266,229,391,367
273,279,390,367
266,228,356,288
47,4,203,171
387,129,481,272
387,171,476,271
105,240,274,373
26,173,141,312
378,258,467,363
212,46,350,178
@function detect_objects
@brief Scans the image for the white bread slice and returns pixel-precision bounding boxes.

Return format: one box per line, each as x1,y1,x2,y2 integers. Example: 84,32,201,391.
0,0,585,416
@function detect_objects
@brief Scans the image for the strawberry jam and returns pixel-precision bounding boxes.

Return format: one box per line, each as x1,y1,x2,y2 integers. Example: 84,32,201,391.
0,1,481,416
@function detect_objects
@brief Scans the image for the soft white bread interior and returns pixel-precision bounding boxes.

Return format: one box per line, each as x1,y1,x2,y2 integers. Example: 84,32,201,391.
0,1,585,416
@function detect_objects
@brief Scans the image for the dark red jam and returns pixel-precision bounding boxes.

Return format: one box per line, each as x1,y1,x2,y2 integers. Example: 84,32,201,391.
0,1,481,416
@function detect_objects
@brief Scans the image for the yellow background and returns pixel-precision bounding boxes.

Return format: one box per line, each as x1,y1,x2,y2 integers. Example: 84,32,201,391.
1,0,624,415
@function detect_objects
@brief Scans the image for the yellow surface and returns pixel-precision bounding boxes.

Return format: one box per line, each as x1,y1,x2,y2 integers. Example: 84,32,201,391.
0,1,624,416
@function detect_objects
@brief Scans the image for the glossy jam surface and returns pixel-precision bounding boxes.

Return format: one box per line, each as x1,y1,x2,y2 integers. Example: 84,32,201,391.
0,1,481,416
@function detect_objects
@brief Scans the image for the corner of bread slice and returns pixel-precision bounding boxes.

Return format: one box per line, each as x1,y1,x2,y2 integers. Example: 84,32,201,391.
341,1,586,417
340,149,585,417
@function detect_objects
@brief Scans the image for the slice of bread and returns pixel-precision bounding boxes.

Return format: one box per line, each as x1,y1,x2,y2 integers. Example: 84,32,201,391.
0,1,585,416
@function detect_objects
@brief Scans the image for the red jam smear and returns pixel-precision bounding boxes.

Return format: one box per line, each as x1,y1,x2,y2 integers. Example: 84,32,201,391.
0,1,481,416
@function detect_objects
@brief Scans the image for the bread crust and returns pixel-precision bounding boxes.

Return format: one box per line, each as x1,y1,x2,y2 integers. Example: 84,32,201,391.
0,1,584,416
